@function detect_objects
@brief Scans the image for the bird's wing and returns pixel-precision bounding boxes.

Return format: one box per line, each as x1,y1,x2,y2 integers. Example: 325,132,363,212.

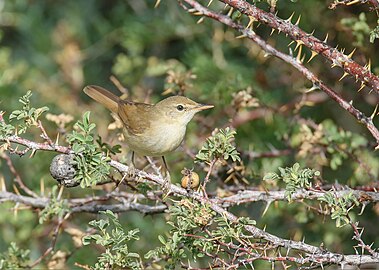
117,101,154,135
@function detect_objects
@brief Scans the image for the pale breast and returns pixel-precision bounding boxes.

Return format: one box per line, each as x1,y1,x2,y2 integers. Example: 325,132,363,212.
123,123,186,156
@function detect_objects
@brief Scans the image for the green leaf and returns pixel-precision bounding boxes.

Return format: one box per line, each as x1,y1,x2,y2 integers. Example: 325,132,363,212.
196,127,241,164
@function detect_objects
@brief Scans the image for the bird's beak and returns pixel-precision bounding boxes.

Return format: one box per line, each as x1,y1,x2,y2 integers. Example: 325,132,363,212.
193,103,214,111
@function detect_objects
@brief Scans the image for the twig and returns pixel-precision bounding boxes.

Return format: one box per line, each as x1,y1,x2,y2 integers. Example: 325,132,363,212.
0,152,38,198
37,120,54,146
70,202,166,214
349,218,378,257
329,0,379,9
28,214,68,268
202,158,217,191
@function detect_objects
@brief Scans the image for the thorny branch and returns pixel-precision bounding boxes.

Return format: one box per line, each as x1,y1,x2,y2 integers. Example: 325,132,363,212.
0,191,167,214
0,131,378,266
0,2,376,268
110,158,379,266
178,0,379,149
220,0,379,95
214,188,379,207
349,219,377,257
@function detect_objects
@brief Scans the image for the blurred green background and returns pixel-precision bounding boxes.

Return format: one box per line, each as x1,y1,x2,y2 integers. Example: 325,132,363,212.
0,0,378,268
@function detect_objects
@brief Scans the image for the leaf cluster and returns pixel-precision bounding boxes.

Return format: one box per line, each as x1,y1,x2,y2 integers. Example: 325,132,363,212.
146,199,256,268
318,191,360,227
341,13,374,46
145,199,216,268
0,242,30,270
38,186,68,224
195,127,241,164
292,120,367,171
82,210,141,270
212,215,256,244
66,112,111,187
9,91,48,134
264,163,320,200
0,113,15,140
163,64,196,95
322,120,367,170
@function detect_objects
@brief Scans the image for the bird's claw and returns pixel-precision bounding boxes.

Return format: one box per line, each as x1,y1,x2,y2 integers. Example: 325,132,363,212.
162,171,171,200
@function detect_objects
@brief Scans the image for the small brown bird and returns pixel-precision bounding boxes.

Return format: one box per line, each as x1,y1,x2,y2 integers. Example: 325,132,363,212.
83,85,213,174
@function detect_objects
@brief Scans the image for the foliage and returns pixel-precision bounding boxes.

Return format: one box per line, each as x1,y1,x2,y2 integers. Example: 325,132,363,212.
341,13,372,47
146,199,256,268
318,191,360,228
370,21,379,43
0,91,47,139
145,199,216,268
163,64,196,95
0,112,15,140
291,120,367,171
82,210,141,270
264,163,320,200
9,91,49,134
0,0,378,269
0,242,30,270
196,127,241,164
66,112,111,187
39,185,69,224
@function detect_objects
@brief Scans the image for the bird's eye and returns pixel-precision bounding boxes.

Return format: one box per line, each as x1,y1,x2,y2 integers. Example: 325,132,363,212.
176,104,184,111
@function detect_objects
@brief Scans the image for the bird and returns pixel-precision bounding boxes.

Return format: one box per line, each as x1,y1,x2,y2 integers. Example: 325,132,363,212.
83,85,213,180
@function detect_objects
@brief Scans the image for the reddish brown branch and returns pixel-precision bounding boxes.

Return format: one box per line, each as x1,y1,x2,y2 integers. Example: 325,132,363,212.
180,0,379,148
37,120,53,144
349,219,378,257
221,0,379,95
4,135,71,154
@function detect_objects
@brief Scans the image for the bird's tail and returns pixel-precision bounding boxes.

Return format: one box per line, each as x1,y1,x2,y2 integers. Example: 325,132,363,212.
83,85,119,114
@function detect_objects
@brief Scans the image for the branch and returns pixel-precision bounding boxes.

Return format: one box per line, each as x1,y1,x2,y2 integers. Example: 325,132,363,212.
70,202,166,214
179,0,379,148
214,188,379,207
0,152,38,198
221,0,379,95
3,135,71,154
1,131,378,266
109,159,379,266
0,191,167,214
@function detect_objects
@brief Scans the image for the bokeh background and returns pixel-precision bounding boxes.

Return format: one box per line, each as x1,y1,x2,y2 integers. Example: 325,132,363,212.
0,0,378,268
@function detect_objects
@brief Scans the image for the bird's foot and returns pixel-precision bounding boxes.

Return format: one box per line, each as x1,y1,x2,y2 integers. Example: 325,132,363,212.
114,163,136,190
126,163,137,179
162,171,171,200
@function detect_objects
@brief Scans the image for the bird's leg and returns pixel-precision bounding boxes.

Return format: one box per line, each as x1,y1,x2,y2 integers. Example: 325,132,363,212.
162,156,170,180
161,156,171,196
115,151,136,189
127,151,136,178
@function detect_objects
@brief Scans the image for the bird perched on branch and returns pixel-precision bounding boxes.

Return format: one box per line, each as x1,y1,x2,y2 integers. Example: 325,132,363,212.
83,85,213,182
